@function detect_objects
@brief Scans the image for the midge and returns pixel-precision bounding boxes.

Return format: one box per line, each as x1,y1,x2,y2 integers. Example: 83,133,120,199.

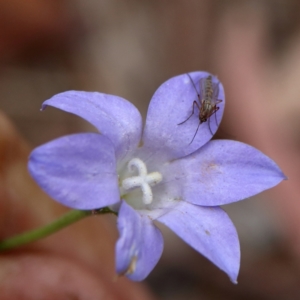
178,73,222,144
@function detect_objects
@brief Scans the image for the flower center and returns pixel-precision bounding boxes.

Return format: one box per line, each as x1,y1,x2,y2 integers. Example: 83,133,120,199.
121,158,162,205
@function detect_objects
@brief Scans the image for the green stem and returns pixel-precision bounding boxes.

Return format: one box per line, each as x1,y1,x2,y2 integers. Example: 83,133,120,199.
0,207,116,251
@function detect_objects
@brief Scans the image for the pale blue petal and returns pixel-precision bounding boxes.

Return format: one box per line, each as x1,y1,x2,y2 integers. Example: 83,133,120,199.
42,91,142,162
142,72,225,164
28,133,119,210
164,140,286,206
115,201,164,281
157,201,240,283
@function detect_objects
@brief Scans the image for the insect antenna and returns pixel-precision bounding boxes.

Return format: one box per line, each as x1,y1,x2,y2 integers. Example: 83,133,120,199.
187,73,199,98
177,73,201,126
186,73,205,144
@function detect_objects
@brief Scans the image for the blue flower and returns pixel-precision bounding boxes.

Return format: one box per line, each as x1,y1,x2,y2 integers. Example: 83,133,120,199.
28,72,286,282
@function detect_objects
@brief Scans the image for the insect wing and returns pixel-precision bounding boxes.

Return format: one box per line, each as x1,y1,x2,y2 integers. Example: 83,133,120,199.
211,81,220,105
199,77,207,102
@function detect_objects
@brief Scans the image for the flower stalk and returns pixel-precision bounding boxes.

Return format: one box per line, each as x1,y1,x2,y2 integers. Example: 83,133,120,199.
0,207,116,251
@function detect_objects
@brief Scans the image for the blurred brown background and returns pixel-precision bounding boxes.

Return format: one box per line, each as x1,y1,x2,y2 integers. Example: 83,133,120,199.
1,0,300,299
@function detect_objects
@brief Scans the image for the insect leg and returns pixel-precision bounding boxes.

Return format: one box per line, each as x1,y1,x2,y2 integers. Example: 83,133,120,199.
213,99,222,128
189,120,201,145
178,101,200,125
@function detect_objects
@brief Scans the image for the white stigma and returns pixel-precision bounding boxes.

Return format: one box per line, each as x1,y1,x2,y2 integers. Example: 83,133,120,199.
122,158,162,205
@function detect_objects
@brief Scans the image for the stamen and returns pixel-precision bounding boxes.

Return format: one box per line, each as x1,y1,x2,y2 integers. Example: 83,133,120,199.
122,158,162,205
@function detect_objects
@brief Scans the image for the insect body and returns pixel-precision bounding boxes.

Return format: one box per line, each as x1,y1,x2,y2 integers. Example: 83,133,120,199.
178,73,222,144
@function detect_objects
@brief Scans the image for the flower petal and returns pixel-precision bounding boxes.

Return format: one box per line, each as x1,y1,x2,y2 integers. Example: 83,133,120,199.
142,72,225,163
157,201,240,283
164,140,286,206
42,91,142,162
115,201,164,281
28,133,119,210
